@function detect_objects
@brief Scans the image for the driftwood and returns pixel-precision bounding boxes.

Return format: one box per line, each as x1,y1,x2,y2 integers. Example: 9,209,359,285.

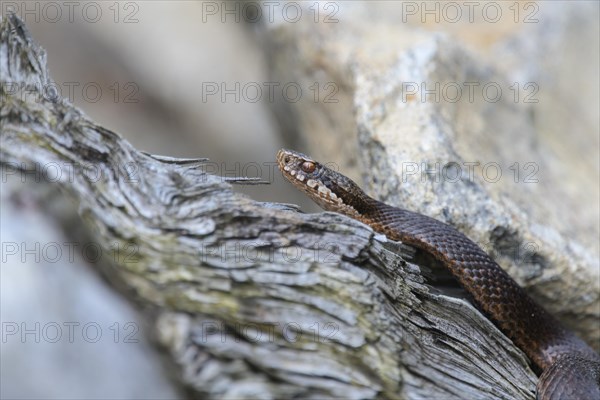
1,14,537,399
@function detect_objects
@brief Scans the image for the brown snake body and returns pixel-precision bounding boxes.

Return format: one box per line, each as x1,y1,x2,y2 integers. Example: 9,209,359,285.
277,149,599,400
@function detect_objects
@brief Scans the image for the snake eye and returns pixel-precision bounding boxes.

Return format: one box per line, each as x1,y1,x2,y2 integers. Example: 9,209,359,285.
283,156,291,164
301,161,316,173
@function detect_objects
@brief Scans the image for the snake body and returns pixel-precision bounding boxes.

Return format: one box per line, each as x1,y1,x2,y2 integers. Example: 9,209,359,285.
276,149,600,400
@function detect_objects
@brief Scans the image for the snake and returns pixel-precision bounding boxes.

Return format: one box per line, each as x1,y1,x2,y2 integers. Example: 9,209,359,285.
276,148,600,400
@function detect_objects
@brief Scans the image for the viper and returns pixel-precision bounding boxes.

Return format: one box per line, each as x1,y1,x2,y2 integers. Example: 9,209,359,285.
276,148,599,400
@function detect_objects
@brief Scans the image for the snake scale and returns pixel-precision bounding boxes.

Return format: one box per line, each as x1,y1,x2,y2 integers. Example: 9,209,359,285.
276,149,599,400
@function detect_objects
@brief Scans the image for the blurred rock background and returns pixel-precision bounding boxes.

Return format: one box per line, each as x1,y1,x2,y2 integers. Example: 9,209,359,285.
1,1,598,398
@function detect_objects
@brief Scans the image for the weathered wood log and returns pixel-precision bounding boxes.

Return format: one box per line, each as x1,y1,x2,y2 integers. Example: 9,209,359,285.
1,14,537,399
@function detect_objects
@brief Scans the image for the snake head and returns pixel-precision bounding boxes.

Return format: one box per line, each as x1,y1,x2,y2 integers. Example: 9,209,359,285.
276,148,369,217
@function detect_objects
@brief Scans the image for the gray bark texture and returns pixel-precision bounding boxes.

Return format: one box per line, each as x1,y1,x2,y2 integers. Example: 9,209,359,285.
2,13,543,400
